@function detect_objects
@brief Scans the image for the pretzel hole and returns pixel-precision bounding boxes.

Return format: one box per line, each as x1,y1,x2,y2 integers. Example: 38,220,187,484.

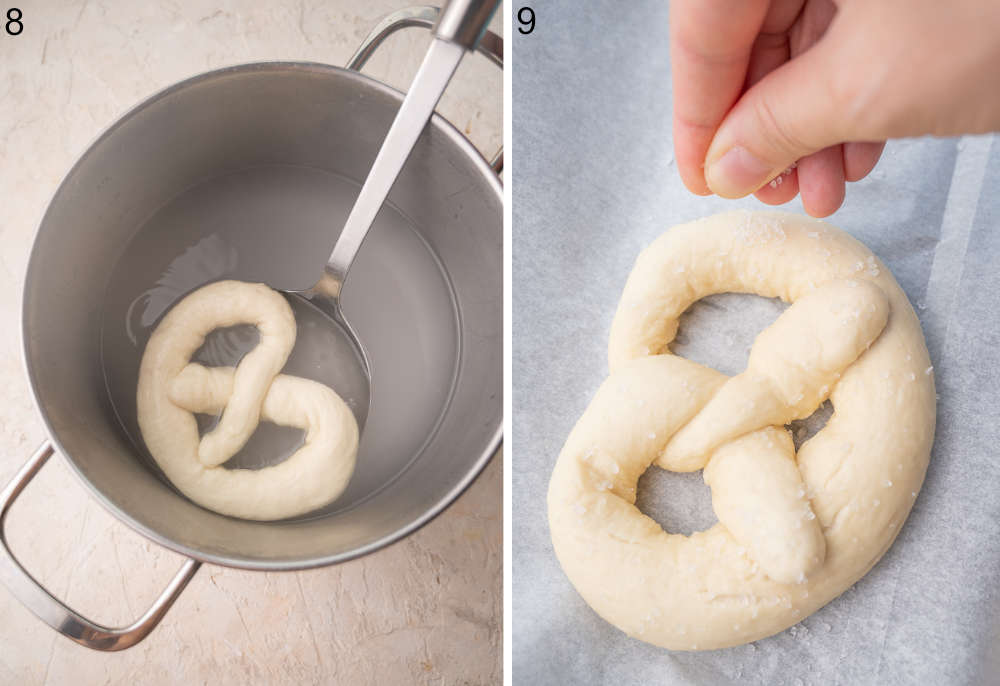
192,323,260,368
192,324,306,470
671,293,788,376
788,400,834,452
635,467,716,537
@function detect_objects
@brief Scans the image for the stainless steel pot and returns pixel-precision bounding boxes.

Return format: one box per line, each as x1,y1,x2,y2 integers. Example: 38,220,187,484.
0,8,501,651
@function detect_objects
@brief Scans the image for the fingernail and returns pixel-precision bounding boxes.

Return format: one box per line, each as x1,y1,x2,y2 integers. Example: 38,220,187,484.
705,146,775,198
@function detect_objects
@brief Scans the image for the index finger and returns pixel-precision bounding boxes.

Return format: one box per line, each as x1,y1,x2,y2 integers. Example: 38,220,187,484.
670,0,771,194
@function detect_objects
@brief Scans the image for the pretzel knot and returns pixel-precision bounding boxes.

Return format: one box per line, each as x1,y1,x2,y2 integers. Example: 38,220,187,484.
137,280,359,521
548,212,935,651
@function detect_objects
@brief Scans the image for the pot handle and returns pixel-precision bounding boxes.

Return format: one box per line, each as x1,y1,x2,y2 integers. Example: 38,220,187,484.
0,442,201,651
347,5,504,174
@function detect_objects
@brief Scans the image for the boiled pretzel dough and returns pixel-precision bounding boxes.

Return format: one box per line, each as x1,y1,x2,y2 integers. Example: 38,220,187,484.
137,280,359,521
548,211,935,650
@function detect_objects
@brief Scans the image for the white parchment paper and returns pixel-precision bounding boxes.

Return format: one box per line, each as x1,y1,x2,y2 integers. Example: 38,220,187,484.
512,1,1000,683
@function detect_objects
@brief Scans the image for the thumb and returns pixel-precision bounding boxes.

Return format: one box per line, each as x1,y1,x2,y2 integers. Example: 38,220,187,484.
704,37,853,198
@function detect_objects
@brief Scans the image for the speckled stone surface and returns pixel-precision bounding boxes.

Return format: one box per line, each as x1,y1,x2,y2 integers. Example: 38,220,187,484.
0,2,501,683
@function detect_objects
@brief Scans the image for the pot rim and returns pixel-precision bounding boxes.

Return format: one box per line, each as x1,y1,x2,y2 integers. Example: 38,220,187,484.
20,61,503,571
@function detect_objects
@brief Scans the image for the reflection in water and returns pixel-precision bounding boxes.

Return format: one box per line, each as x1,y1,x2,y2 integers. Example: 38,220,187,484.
125,234,239,345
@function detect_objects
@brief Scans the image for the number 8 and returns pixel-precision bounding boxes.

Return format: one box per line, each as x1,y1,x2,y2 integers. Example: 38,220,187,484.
6,7,23,36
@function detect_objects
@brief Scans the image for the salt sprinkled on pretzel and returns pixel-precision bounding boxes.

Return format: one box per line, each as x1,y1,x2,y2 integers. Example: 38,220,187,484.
548,211,935,650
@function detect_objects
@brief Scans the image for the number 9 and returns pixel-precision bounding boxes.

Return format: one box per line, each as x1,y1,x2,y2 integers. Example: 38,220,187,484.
517,6,535,35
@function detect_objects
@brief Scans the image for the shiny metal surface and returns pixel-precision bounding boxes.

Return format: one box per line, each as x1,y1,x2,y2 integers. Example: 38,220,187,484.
22,61,500,572
434,0,500,50
286,39,465,428
0,443,200,651
18,56,499,580
347,5,503,167
292,4,502,410
490,149,504,174
7,7,500,653
320,38,464,293
347,6,504,71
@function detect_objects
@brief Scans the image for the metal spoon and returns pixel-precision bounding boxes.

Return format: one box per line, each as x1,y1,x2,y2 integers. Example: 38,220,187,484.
278,0,500,430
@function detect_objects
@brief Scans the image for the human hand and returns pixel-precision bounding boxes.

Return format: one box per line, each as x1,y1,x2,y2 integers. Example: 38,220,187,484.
670,0,1000,217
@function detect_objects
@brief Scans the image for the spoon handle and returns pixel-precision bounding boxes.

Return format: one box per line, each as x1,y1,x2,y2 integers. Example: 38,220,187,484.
325,1,501,290
434,0,501,50
325,38,464,287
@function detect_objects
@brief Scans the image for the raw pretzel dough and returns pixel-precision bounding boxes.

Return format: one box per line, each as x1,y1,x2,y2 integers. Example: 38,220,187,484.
548,211,935,650
137,280,359,520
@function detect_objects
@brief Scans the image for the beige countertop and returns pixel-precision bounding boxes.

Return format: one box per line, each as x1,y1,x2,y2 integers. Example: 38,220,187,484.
0,2,502,683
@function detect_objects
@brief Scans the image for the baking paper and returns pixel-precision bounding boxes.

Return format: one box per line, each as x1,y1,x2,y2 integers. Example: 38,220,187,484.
512,1,1000,683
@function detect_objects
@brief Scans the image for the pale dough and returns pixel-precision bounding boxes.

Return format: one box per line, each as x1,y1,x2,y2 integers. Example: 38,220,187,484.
547,210,935,650
137,280,359,521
